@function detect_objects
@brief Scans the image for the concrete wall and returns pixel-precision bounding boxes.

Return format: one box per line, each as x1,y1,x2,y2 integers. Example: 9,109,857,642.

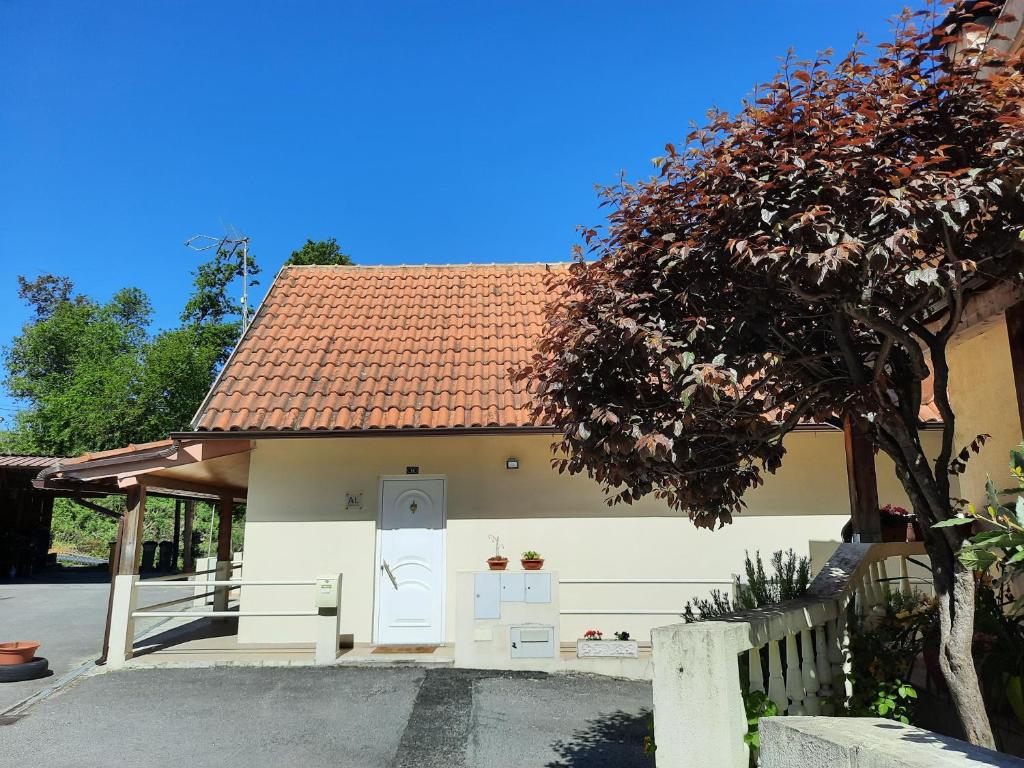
237,431,931,645
947,317,1023,508
758,717,1020,768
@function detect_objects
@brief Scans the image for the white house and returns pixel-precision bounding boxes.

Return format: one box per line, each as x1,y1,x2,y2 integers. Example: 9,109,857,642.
42,263,1021,665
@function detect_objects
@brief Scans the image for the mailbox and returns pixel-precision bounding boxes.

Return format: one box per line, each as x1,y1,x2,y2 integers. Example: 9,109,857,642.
510,625,555,658
315,574,342,610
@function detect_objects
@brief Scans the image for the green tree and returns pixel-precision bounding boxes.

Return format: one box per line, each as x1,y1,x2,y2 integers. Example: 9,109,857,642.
180,240,261,335
284,237,353,266
523,8,1023,746
5,281,152,455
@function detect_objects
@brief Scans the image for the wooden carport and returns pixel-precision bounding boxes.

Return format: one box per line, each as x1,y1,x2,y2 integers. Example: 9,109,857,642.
34,438,252,666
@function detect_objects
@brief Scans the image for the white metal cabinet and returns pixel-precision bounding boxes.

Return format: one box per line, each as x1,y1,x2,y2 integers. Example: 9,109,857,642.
500,572,525,602
474,572,501,619
524,572,551,603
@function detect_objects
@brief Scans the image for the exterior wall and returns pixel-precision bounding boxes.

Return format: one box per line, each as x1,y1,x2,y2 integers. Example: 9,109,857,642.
238,431,930,645
947,317,1022,508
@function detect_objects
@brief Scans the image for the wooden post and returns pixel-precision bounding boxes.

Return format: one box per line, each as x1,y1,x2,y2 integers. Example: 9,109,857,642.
99,514,125,665
844,412,881,543
182,499,195,572
119,484,146,574
1004,302,1024,437
171,499,181,572
108,484,145,668
213,495,234,614
217,495,233,563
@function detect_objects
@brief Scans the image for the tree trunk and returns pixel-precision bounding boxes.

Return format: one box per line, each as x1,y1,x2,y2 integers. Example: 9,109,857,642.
925,533,996,749
875,418,996,748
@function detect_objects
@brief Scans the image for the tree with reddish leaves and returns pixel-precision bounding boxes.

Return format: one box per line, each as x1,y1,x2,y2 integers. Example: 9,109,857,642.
522,2,1024,746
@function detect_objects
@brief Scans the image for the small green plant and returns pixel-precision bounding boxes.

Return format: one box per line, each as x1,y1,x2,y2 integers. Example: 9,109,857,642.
522,550,541,560
936,444,1024,593
487,535,505,560
683,549,810,621
860,680,918,724
642,714,656,756
614,630,630,641
742,690,779,752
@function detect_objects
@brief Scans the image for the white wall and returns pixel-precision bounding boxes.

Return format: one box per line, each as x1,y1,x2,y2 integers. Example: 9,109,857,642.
237,431,930,645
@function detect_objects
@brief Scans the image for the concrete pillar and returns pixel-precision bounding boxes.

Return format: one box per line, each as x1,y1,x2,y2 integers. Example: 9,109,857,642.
315,574,343,665
106,574,139,669
651,621,749,768
106,484,145,667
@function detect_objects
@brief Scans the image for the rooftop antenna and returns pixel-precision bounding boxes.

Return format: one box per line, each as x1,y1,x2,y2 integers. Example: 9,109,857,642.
184,228,253,334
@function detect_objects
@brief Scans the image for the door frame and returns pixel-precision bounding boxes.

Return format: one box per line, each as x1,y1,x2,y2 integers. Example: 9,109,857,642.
372,475,448,645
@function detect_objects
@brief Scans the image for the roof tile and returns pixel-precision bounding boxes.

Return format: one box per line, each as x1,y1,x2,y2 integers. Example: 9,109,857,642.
193,263,942,433
195,265,559,432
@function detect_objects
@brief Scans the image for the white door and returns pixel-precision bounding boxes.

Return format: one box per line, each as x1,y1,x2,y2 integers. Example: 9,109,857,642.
375,478,446,645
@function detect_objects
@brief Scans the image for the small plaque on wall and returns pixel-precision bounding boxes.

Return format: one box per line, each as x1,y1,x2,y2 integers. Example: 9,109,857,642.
406,466,419,475
345,493,363,510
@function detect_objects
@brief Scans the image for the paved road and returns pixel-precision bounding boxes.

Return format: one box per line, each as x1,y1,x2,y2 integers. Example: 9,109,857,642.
0,667,653,768
0,569,198,712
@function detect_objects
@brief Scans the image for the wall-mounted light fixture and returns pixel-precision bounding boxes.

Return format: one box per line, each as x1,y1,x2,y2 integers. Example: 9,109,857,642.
506,458,519,470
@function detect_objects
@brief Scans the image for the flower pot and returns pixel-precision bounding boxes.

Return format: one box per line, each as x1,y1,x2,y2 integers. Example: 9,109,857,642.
521,558,544,571
881,519,922,543
487,558,508,571
577,639,639,658
0,641,40,665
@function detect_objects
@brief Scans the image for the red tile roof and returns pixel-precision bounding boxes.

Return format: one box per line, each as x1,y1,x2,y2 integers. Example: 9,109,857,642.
194,265,559,432
0,455,65,469
192,263,942,433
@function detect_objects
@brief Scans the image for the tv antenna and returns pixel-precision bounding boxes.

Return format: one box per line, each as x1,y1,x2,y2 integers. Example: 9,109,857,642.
184,229,253,334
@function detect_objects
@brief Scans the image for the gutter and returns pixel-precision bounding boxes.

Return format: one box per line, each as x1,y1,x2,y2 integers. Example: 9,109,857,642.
36,440,182,482
169,426,562,440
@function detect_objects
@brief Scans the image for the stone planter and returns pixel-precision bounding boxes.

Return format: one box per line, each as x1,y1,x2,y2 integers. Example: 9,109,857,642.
576,639,639,658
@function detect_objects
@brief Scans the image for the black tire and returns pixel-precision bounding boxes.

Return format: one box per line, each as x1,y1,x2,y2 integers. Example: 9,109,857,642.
0,657,49,683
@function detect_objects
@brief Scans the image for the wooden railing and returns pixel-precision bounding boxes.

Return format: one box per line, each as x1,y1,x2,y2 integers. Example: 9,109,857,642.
650,541,929,768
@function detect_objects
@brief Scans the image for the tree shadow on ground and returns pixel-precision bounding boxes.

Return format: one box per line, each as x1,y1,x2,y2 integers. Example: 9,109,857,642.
546,708,652,768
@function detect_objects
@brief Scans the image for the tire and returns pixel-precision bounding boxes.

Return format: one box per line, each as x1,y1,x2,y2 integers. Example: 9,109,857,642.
0,657,49,683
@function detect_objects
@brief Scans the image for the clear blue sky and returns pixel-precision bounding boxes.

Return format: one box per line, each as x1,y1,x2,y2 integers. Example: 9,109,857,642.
0,1,918,418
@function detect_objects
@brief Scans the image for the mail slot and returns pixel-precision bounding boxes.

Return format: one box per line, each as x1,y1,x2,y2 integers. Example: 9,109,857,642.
510,625,555,659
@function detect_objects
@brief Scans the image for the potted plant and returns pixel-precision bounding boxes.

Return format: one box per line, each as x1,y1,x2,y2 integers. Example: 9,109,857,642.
879,504,923,542
521,550,544,570
486,535,508,571
576,629,639,658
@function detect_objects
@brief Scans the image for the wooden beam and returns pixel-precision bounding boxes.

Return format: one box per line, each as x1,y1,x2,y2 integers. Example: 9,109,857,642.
116,473,246,502
119,484,146,575
1004,301,1024,437
844,413,881,543
216,495,233,563
182,499,196,572
71,496,121,519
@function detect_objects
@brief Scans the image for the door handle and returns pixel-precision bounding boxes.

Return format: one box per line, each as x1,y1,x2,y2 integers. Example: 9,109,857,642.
381,560,398,590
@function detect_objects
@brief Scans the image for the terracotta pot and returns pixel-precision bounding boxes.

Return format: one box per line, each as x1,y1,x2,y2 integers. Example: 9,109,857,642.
521,558,544,571
487,558,508,571
881,519,922,543
0,641,40,665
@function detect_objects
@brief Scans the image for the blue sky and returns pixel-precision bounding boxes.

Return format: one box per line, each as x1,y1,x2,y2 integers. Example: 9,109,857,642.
0,1,917,418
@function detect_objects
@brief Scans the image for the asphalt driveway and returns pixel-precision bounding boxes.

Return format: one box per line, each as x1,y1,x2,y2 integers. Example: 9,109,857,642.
0,666,653,768
0,568,202,712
